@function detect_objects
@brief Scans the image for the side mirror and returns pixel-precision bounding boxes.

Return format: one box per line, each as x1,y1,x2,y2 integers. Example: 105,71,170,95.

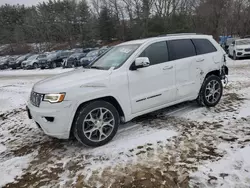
135,57,150,69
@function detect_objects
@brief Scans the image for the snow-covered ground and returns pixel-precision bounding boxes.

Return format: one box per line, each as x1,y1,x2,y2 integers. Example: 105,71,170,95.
0,60,250,188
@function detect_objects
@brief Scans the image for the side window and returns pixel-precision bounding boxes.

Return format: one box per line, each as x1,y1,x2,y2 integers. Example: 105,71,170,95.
168,39,196,60
192,39,217,55
140,41,168,65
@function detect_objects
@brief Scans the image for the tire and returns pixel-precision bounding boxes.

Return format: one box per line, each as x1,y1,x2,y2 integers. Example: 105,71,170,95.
233,51,238,60
197,75,223,107
73,101,120,147
33,63,38,69
52,62,57,69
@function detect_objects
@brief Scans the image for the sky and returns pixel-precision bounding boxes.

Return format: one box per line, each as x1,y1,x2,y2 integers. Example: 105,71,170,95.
0,0,48,6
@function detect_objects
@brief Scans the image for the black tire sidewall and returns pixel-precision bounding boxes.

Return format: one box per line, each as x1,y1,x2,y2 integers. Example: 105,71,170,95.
233,52,237,60
200,75,223,107
74,101,119,147
33,63,38,69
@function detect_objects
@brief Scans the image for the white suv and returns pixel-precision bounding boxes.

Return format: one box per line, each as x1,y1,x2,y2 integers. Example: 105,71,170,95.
27,34,228,147
228,38,250,60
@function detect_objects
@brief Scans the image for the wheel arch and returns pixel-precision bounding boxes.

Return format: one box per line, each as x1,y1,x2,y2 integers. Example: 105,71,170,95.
205,70,221,79
69,96,125,138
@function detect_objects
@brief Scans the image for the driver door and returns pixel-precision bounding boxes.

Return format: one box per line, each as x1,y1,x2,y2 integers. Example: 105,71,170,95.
128,41,176,114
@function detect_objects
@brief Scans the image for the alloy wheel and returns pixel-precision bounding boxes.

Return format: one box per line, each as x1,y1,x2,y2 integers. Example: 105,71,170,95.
205,80,221,104
83,108,115,142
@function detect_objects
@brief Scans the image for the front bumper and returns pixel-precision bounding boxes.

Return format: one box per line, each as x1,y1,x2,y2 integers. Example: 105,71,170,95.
0,64,7,69
27,100,74,139
22,64,33,69
9,63,20,69
236,51,250,57
39,61,50,68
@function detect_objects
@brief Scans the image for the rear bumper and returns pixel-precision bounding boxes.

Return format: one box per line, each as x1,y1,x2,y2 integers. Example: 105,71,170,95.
27,100,75,139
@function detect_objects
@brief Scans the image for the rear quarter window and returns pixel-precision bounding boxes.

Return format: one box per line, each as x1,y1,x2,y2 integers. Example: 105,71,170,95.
167,39,196,60
192,39,217,55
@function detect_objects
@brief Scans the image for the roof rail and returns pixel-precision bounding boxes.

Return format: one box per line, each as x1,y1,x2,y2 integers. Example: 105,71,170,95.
158,33,199,37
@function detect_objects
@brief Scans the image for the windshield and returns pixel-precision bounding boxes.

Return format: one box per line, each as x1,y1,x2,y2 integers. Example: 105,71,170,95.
236,40,250,45
48,53,56,59
16,55,26,61
28,55,38,60
89,44,140,70
86,50,99,57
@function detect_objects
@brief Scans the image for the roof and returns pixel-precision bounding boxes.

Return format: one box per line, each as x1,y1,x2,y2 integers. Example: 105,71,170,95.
119,34,213,46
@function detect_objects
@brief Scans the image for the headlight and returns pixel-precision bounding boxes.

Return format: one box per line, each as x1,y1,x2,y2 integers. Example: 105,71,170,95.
43,93,65,103
236,48,243,51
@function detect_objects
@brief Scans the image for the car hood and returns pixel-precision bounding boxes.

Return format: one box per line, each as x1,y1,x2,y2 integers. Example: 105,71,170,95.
237,45,250,49
38,58,47,61
82,56,96,60
33,68,111,93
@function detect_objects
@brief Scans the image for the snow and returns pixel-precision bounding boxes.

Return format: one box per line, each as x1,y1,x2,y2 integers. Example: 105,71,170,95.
0,68,73,77
190,145,250,187
0,68,74,114
0,154,34,187
80,126,178,174
90,127,177,156
0,144,6,154
0,81,34,113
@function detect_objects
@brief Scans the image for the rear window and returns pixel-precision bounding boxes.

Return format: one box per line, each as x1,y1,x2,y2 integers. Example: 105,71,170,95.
168,39,196,60
192,39,217,55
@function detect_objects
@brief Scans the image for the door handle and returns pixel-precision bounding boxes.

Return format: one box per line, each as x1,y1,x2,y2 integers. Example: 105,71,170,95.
196,58,205,62
163,66,173,70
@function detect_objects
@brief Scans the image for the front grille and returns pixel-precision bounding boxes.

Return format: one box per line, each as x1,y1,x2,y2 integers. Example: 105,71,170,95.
245,48,250,52
30,91,43,107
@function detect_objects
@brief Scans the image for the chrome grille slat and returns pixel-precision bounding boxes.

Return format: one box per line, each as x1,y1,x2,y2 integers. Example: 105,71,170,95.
245,48,250,52
30,91,43,107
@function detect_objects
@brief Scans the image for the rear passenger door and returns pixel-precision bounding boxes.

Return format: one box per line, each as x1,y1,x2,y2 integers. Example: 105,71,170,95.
192,38,219,84
167,39,199,100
